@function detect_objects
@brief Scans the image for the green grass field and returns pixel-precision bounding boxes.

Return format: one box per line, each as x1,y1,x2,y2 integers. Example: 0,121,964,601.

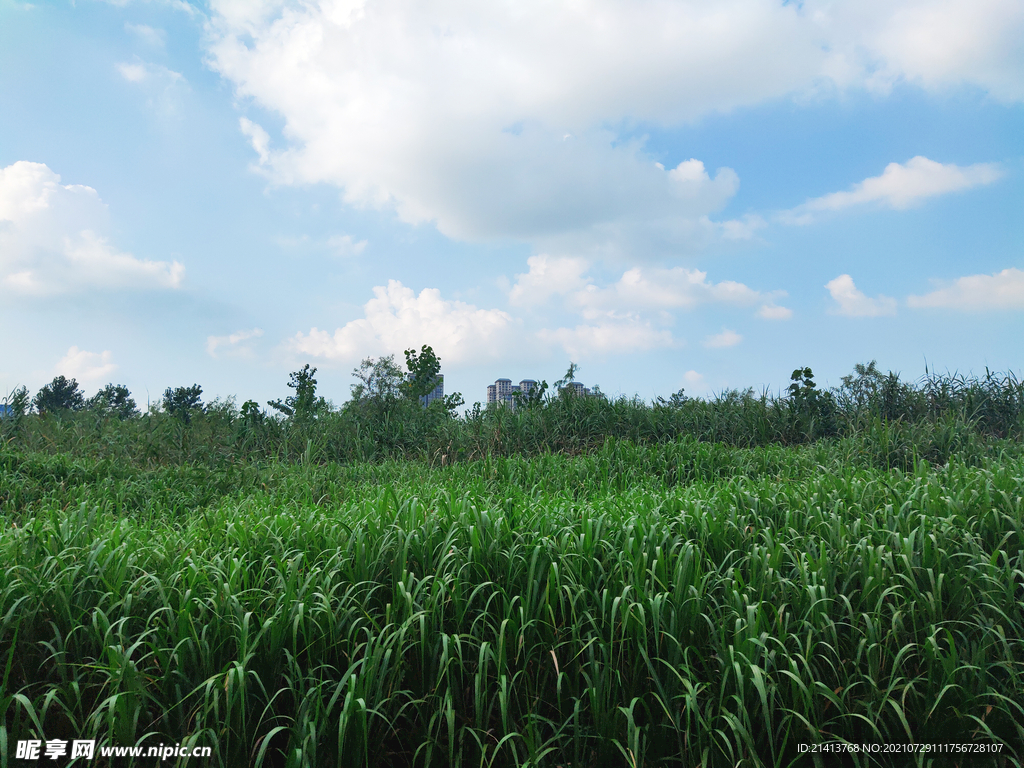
2,434,1022,767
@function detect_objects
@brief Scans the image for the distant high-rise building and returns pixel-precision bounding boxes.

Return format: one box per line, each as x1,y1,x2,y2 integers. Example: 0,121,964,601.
487,377,542,407
495,378,513,403
419,375,444,407
489,376,595,404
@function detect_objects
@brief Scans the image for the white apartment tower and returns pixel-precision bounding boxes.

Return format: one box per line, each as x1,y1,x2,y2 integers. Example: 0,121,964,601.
487,377,541,407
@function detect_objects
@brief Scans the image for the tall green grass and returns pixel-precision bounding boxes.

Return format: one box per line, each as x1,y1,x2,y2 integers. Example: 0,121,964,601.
2,438,1022,766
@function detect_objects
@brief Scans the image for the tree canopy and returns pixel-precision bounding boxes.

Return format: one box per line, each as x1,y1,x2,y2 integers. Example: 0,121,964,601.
163,385,203,422
34,376,85,414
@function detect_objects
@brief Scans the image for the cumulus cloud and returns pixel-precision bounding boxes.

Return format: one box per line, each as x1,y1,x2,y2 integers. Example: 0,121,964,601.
207,328,264,358
907,268,1024,310
510,260,789,357
782,156,1003,223
538,320,675,358
0,161,185,296
207,0,800,252
509,255,590,306
55,347,118,384
825,274,897,317
703,329,743,348
206,0,1024,256
682,370,706,390
288,280,515,365
824,0,1024,100
570,266,786,320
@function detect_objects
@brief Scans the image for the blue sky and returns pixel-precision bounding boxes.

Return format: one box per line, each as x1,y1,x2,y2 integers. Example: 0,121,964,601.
2,0,1022,409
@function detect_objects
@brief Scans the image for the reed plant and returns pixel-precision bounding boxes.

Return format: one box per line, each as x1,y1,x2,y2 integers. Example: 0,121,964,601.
1,437,1022,766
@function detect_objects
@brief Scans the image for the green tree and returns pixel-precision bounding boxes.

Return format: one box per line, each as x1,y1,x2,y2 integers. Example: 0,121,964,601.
89,383,138,420
240,399,264,424
34,376,85,414
440,391,466,416
403,345,442,402
268,364,327,419
512,380,548,409
839,361,885,409
787,367,836,439
163,385,203,423
349,355,406,407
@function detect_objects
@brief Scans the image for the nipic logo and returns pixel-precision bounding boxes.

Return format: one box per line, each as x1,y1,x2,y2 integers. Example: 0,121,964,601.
15,739,210,761
15,740,93,760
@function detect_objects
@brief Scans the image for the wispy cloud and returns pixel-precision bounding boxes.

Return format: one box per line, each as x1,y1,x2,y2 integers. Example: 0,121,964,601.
757,303,793,320
117,60,189,115
703,329,742,348
125,22,165,49
207,328,264,359
781,157,1003,224
908,268,1024,311
327,234,367,258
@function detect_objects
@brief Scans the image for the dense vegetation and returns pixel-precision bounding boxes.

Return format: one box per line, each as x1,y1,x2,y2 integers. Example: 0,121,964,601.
2,362,1023,472
1,362,1023,766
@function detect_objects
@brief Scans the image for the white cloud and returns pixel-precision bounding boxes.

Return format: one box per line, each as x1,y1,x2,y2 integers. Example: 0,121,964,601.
824,0,1024,101
56,347,117,384
719,214,767,241
782,156,1003,223
825,274,897,317
683,370,705,389
703,329,743,348
757,303,793,320
571,266,783,319
907,268,1024,311
117,60,189,115
207,1,796,253
327,234,367,257
117,62,149,83
239,118,271,165
207,0,1024,256
288,280,515,365
274,231,368,257
207,328,264,358
509,254,590,306
538,320,674,358
0,161,185,296
512,260,788,356
101,0,198,16
125,23,166,48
